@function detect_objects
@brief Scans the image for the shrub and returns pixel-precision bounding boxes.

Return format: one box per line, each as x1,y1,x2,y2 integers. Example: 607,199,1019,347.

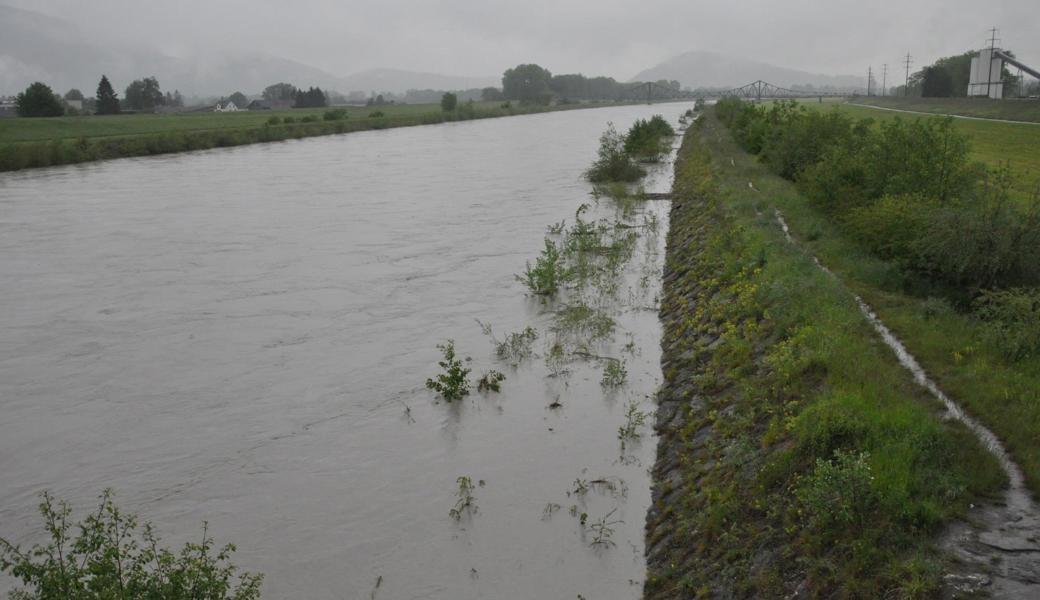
266,116,281,125
623,115,674,161
299,115,318,123
973,287,1040,361
797,450,877,531
282,116,296,124
519,238,567,295
0,490,262,599
322,109,347,121
368,110,385,118
585,123,645,183
440,92,458,112
425,340,471,401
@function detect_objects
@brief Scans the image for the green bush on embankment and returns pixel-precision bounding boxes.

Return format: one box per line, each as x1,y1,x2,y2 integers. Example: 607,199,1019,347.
711,97,1040,499
645,114,1003,598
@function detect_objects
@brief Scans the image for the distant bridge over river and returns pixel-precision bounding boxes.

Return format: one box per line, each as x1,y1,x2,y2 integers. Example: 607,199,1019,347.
621,80,850,102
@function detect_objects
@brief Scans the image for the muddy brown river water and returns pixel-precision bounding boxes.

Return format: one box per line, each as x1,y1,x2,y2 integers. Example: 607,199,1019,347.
0,103,694,599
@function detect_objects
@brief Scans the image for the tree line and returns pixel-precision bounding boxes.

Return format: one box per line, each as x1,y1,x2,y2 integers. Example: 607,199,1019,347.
499,63,685,104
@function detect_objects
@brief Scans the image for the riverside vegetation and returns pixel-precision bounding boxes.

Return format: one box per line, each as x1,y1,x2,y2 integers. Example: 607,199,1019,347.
431,112,677,560
0,490,262,599
644,110,1008,597
0,100,633,172
714,97,1040,496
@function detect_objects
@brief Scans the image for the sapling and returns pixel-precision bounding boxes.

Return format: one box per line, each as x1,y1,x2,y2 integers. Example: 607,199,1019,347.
426,340,471,401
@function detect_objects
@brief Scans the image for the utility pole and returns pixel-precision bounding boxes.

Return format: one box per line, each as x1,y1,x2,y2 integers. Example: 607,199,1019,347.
867,66,873,96
882,64,888,97
904,52,913,96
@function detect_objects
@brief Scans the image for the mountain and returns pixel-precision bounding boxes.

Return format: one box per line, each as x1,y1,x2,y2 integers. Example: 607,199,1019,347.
631,51,863,91
0,4,496,97
337,68,498,94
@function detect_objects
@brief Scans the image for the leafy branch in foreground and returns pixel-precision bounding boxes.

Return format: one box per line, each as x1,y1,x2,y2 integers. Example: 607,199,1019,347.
0,490,262,600
426,340,471,401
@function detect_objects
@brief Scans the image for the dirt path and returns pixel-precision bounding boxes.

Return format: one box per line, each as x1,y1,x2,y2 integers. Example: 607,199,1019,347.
846,102,1040,126
773,208,1040,597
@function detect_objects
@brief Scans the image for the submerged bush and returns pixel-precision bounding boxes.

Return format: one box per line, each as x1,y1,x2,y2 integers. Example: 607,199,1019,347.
585,123,645,183
623,115,675,161
0,490,262,599
425,340,471,401
520,238,567,296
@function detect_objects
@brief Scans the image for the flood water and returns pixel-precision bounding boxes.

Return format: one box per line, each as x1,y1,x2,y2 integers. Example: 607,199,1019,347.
0,102,692,599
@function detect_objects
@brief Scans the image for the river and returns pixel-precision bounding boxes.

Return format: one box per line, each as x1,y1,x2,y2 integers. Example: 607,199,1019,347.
0,102,693,599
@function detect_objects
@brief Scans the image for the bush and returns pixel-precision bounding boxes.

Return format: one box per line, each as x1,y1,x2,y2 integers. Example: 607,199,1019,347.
299,115,318,123
585,123,645,183
974,287,1040,361
440,92,457,112
16,82,64,118
520,238,567,295
266,116,281,125
425,340,471,401
322,109,347,121
282,116,296,124
623,115,674,161
797,450,877,531
0,490,262,599
368,110,385,118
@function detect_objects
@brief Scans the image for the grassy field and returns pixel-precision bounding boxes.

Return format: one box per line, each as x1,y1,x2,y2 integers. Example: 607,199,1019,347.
645,113,1001,597
852,96,1040,122
804,101,1040,201
0,102,493,144
0,99,641,171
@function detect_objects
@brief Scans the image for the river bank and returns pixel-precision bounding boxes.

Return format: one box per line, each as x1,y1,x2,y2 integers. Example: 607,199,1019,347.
0,99,671,172
644,112,1008,597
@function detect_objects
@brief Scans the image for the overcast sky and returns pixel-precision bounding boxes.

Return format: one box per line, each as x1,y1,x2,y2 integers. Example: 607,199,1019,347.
8,0,1040,79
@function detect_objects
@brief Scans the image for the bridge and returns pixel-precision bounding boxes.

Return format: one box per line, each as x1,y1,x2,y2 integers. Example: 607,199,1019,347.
620,80,851,103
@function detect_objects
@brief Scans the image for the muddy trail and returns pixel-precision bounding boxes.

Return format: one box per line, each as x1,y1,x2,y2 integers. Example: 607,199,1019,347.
772,209,1040,597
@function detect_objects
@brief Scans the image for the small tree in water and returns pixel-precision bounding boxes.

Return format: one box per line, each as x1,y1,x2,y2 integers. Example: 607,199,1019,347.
0,490,262,599
440,92,458,112
426,340,471,401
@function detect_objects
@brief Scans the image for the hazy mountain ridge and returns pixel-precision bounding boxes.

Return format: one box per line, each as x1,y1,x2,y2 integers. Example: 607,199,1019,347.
632,50,863,90
0,4,497,97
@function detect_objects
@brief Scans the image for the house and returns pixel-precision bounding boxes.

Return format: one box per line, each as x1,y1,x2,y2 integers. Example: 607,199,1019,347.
213,101,240,112
0,96,17,118
247,100,271,110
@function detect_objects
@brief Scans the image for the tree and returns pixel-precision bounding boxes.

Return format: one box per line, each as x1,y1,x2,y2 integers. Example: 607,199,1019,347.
228,91,248,109
262,82,296,103
293,86,327,108
96,75,120,115
921,65,955,97
15,82,64,117
164,90,184,107
441,92,458,112
64,88,84,101
480,87,504,102
502,64,553,103
124,76,164,111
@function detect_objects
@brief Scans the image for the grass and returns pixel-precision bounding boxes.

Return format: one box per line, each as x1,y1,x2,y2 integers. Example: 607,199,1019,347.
803,100,1040,201
771,103,1040,496
852,95,1040,123
0,99,637,172
645,113,1004,597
